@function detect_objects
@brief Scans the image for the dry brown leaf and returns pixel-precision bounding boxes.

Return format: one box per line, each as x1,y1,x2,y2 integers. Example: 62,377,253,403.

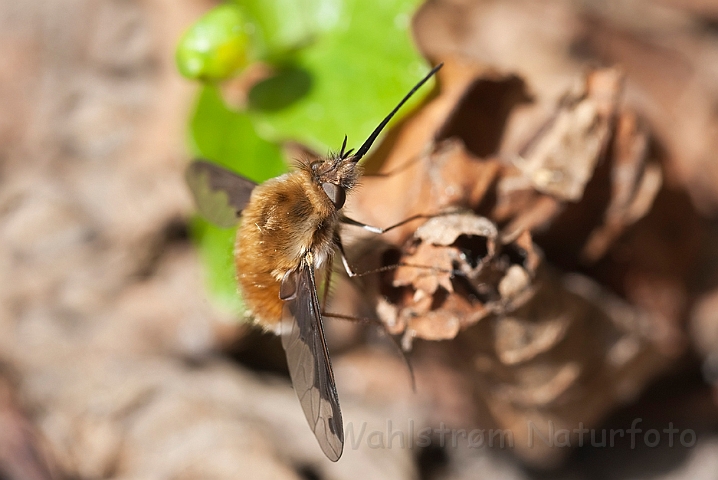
375,211,540,346
511,68,622,201
348,56,527,245
339,21,688,467
582,110,663,262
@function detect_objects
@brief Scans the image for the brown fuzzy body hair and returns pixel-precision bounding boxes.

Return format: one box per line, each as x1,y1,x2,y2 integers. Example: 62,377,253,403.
235,157,361,327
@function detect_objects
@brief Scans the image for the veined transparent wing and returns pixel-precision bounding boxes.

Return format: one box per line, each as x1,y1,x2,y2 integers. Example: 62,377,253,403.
281,261,344,462
185,160,257,228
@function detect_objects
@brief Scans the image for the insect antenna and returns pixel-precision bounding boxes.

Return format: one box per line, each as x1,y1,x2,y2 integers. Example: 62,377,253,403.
340,135,348,158
338,134,356,160
352,63,443,163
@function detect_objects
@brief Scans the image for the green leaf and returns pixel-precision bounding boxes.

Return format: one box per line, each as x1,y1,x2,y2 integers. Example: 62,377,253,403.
176,4,252,81
244,0,430,152
188,85,287,315
190,85,286,181
190,217,244,313
233,0,343,57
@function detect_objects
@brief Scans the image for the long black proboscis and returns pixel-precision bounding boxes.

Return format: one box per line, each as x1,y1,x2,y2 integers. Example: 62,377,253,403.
351,63,443,163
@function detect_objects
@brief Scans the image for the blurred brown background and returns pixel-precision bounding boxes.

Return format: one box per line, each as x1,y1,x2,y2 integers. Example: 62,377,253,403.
2,0,718,479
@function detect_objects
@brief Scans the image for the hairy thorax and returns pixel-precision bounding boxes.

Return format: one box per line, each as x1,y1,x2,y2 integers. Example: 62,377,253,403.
235,169,338,326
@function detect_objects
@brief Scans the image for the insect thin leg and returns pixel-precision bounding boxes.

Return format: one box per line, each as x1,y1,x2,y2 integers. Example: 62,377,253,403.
321,255,334,313
341,208,462,235
334,234,460,278
341,213,430,235
321,310,416,391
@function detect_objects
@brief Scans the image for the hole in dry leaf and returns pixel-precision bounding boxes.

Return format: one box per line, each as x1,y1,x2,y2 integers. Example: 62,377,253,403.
381,284,411,307
381,247,402,268
437,76,531,157
453,234,489,268
501,243,528,268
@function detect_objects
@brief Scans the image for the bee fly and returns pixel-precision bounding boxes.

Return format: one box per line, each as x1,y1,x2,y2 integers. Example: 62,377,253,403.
186,64,442,461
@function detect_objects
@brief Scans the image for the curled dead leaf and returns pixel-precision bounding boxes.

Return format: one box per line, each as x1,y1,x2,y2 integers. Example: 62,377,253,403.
375,212,540,346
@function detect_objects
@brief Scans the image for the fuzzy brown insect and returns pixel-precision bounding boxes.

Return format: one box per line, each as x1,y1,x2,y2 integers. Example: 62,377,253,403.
186,64,442,461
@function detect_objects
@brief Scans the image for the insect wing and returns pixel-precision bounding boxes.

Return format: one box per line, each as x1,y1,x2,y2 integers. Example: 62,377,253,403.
185,160,257,228
281,263,344,461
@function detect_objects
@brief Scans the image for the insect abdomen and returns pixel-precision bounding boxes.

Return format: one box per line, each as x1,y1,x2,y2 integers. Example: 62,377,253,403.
235,171,336,327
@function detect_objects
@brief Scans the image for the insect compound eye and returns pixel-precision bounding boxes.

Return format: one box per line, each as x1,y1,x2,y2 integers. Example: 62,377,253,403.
321,182,346,209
